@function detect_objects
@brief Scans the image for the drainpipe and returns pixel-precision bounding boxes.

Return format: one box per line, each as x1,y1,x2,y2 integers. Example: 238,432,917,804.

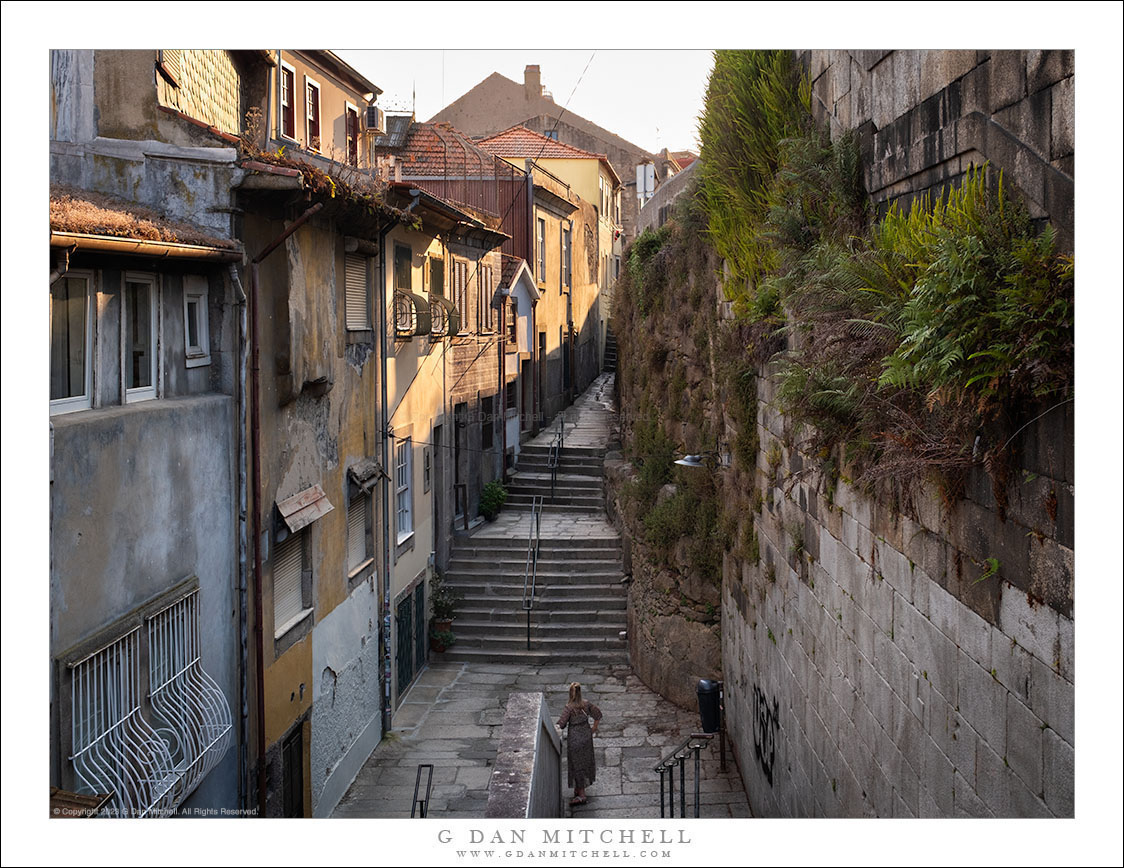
228,262,249,810
49,246,74,284
247,201,323,815
500,303,507,481
376,218,395,734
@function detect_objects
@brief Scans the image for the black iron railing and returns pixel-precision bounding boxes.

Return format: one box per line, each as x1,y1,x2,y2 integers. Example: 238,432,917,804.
654,734,714,818
411,763,434,817
521,496,544,650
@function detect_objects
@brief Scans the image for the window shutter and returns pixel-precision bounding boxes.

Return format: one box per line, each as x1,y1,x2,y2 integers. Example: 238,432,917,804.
348,497,367,571
158,50,183,87
274,535,304,629
345,254,370,330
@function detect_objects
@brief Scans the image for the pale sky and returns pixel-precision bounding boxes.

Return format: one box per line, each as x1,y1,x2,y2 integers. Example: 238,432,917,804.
335,49,714,155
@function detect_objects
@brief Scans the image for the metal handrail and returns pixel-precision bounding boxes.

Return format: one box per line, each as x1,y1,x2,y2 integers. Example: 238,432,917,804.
547,414,565,501
411,763,434,817
521,495,544,650
653,733,714,818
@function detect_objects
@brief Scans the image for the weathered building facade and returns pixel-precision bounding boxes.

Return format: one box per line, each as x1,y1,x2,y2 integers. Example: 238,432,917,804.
49,48,253,816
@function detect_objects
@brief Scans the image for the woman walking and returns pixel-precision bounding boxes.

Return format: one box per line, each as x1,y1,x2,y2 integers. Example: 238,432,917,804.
557,681,602,806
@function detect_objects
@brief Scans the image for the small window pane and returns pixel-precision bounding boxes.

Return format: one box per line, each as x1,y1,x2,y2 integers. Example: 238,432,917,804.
126,279,154,391
50,275,88,401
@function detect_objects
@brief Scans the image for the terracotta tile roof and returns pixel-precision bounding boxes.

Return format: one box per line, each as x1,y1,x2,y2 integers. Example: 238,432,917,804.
477,125,606,161
373,119,500,177
49,185,237,248
670,150,697,169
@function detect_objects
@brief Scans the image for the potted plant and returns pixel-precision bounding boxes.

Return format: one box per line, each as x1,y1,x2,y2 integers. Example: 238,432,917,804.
429,627,457,653
480,479,508,521
429,568,459,635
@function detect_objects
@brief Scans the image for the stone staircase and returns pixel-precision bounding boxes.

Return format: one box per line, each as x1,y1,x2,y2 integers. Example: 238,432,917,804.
603,328,618,373
441,535,628,665
442,375,626,665
504,444,606,514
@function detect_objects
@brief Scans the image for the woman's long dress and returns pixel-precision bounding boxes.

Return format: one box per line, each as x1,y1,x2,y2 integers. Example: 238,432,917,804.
558,700,603,789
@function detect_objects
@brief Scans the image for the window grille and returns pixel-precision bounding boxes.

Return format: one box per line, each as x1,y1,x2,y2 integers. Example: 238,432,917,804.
70,629,179,818
67,589,232,819
146,591,233,804
394,291,416,336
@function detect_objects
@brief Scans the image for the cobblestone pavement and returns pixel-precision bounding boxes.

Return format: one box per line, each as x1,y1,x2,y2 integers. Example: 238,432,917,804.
332,659,749,819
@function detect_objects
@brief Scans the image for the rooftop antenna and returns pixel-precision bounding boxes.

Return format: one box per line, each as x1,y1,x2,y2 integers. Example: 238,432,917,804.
412,80,416,119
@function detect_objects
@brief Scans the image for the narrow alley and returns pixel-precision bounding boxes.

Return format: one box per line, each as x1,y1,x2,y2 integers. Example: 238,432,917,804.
334,374,748,819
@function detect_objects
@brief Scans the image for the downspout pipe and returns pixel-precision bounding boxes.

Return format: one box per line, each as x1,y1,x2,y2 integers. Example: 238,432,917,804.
49,246,74,284
228,262,249,810
376,217,395,734
247,201,323,816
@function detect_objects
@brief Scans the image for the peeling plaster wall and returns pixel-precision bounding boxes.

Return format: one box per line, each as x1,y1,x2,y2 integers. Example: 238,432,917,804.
311,577,382,815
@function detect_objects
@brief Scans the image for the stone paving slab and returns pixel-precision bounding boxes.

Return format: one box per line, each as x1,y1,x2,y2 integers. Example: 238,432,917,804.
333,659,749,820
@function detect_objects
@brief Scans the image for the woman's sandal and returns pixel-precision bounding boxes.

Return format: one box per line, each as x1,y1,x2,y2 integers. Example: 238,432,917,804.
569,796,587,806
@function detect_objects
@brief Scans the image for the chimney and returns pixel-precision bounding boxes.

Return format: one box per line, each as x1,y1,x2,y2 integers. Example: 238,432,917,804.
524,65,541,99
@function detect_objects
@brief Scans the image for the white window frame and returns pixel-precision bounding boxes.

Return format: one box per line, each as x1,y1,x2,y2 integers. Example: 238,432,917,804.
273,529,312,639
477,261,494,332
279,60,297,141
536,217,547,283
347,492,374,579
305,75,322,153
124,271,158,403
344,253,371,332
50,268,94,415
395,437,413,543
562,225,572,290
183,276,211,368
345,100,360,167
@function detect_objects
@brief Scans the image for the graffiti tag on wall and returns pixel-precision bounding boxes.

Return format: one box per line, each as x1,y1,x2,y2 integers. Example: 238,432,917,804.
752,683,780,786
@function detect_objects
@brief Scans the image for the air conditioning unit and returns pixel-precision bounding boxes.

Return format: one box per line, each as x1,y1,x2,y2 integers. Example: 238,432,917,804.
364,105,386,136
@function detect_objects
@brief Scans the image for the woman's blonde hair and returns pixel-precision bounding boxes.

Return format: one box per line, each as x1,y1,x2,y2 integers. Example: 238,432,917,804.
568,682,583,705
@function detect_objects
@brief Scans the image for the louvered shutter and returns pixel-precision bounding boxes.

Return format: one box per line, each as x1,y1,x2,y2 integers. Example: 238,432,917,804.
345,254,370,330
274,534,304,629
348,496,368,571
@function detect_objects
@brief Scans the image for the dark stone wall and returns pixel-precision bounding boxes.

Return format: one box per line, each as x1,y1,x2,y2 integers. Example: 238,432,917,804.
799,50,1074,252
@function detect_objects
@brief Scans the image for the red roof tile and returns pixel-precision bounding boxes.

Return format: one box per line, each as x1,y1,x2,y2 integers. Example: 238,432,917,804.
373,119,501,177
477,125,606,161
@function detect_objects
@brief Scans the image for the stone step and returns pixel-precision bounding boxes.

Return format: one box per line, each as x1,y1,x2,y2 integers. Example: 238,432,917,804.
454,620,624,639
456,606,626,624
439,646,629,665
451,537,621,553
508,472,604,489
519,445,606,461
450,633,627,651
447,555,624,568
514,460,604,476
444,581,627,598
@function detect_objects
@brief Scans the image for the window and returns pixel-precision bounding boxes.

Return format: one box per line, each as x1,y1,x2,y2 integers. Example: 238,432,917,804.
481,396,494,450
506,298,518,345
274,530,311,638
423,446,432,493
395,438,413,542
345,102,359,167
50,269,93,415
395,244,412,292
65,587,232,818
452,259,468,330
347,493,373,579
305,76,321,152
477,262,494,331
428,255,445,297
279,62,296,140
183,276,210,368
561,227,572,289
344,254,371,331
545,129,558,141
536,218,546,282
506,377,517,412
124,272,157,402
